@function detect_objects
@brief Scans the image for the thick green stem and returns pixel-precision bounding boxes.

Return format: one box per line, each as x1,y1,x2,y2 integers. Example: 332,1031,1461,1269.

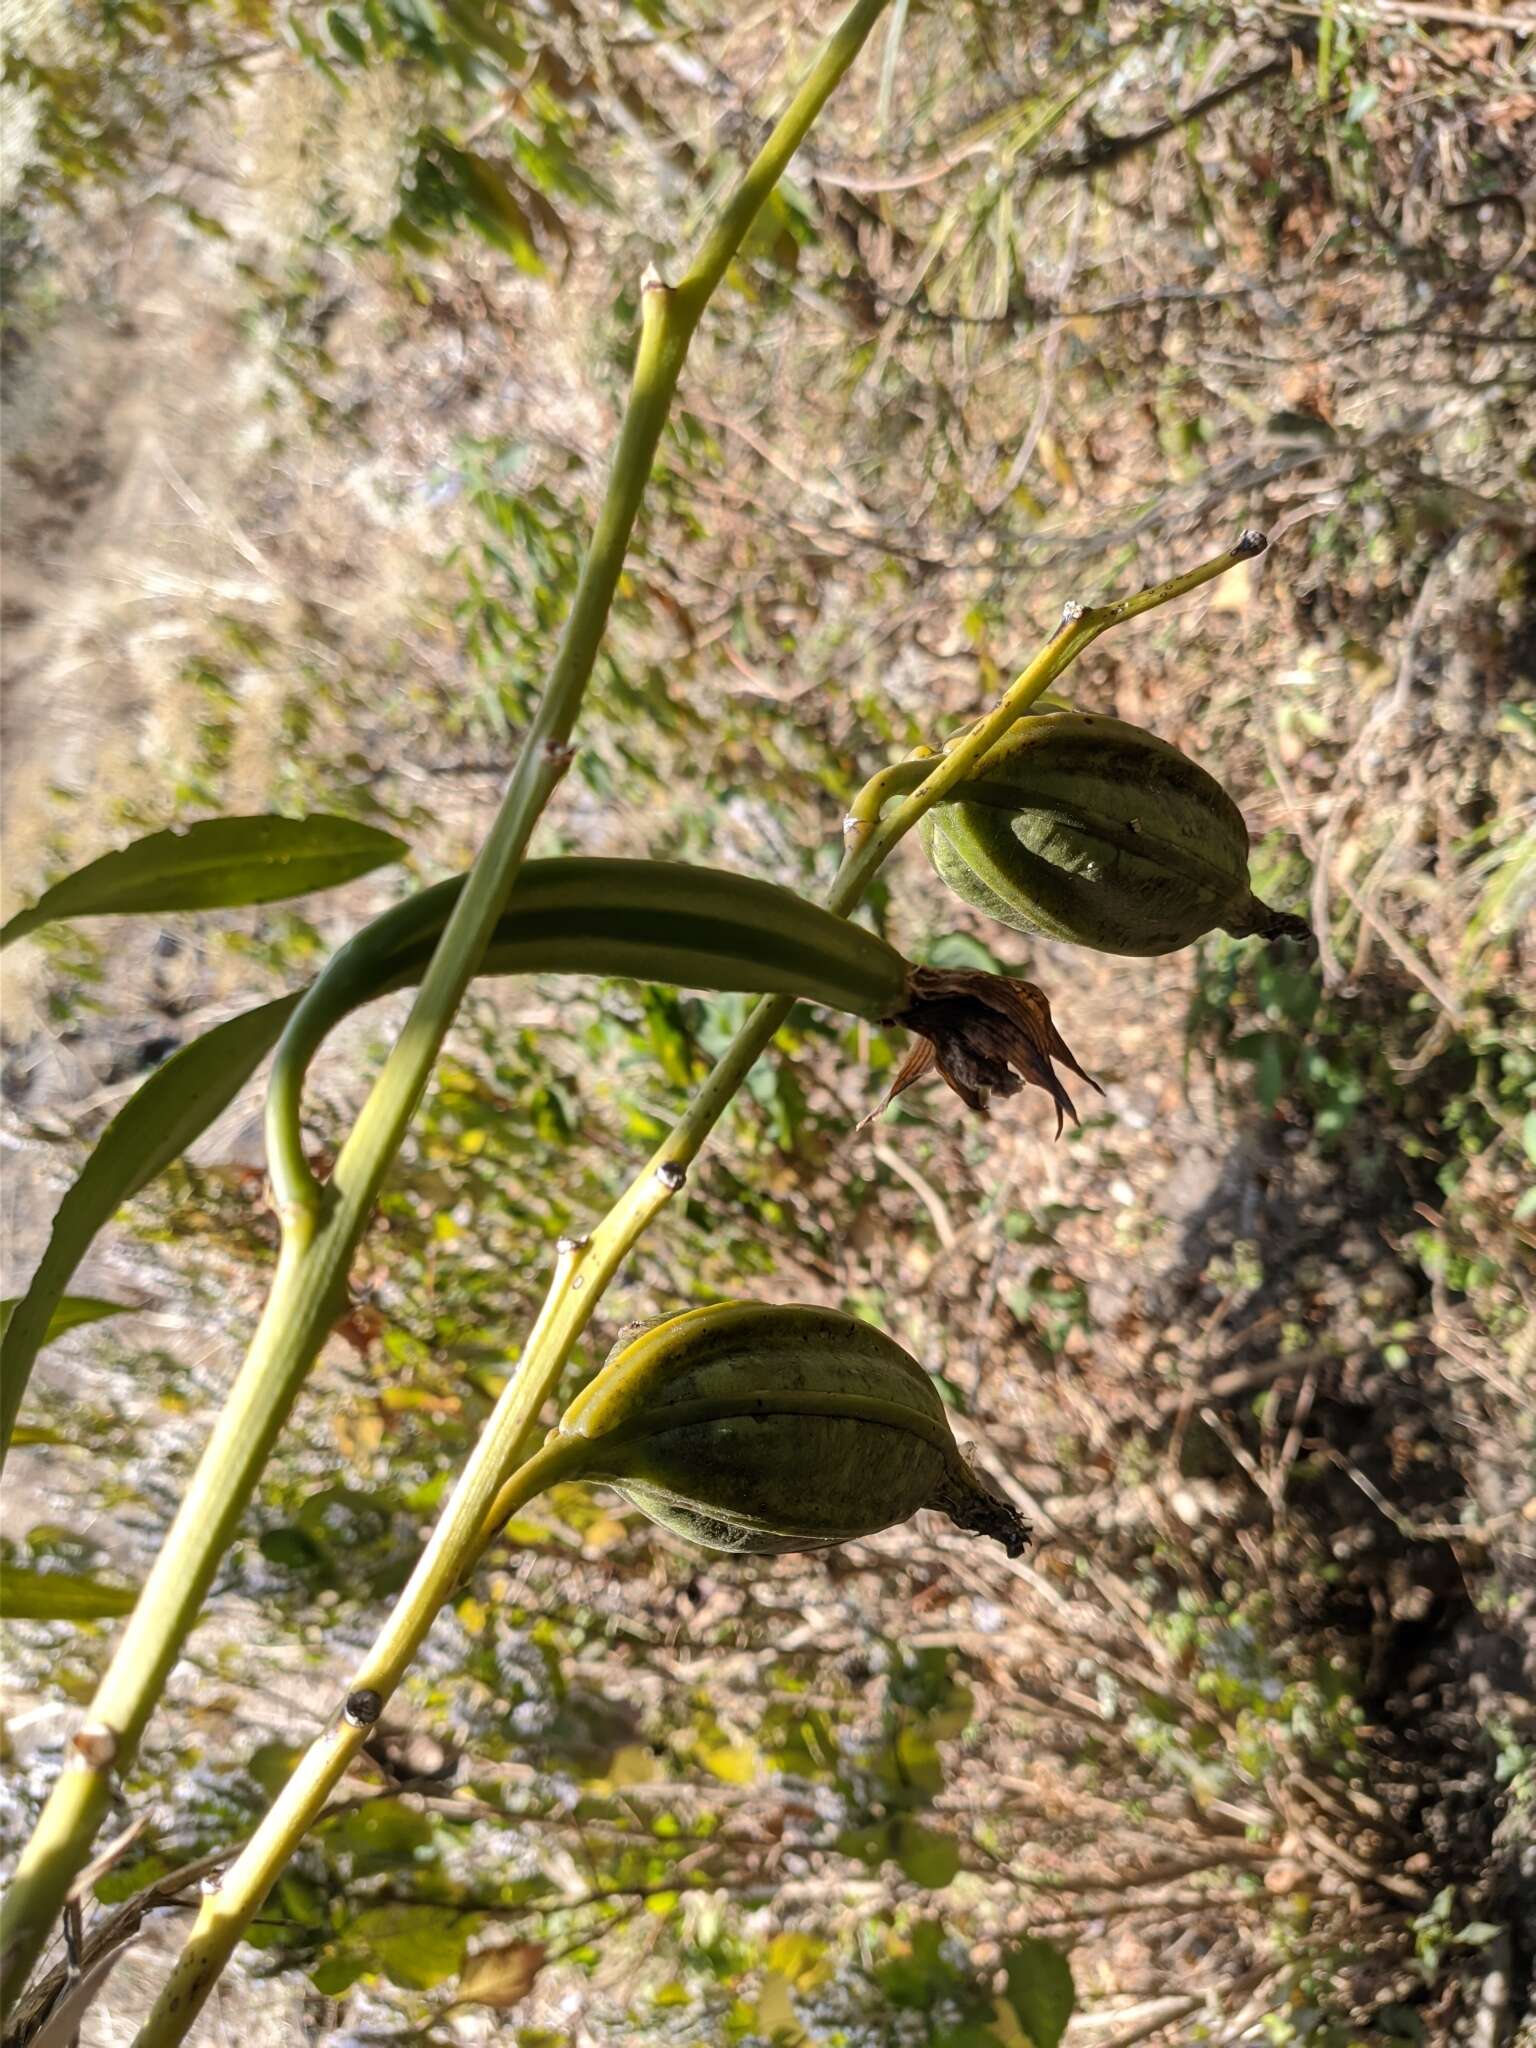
0,1217,333,1997
129,1430,591,2046
0,0,894,2016
125,531,1265,2048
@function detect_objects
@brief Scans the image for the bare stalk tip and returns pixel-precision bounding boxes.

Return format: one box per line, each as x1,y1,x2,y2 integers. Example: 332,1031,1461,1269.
1227,898,1313,948
931,1457,1032,1558
69,1725,118,1771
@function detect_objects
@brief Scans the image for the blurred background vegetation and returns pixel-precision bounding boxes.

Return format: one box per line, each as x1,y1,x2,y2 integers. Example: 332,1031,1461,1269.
1,2,1533,2042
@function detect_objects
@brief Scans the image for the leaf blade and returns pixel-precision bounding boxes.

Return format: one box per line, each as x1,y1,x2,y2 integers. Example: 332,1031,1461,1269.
0,993,300,1462
0,1295,133,1343
455,1940,545,2011
0,1564,139,1622
1,815,407,949
1003,1936,1076,2048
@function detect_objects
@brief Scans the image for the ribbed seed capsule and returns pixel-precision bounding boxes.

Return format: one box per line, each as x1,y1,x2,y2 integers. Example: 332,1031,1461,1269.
920,712,1310,957
549,1302,1029,1557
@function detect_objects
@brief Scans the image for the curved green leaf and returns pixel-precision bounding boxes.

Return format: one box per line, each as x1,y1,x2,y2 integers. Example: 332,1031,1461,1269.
0,1295,132,1343
1,815,407,950
0,994,300,1462
0,1563,138,1622
1,855,887,1465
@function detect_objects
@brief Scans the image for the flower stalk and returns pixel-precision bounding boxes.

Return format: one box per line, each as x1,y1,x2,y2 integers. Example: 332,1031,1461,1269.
123,531,1267,2048
0,0,896,2018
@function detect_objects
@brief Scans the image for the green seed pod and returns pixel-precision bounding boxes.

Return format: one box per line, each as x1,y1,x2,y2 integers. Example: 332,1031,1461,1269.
549,1302,1028,1557
920,712,1310,957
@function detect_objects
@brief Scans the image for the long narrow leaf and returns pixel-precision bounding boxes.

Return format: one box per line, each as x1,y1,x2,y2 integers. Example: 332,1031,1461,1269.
1,815,407,950
0,994,300,1461
0,1296,132,1342
2,857,888,1462
0,1564,138,1622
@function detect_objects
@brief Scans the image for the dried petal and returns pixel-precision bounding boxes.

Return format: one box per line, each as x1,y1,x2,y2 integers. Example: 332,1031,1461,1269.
871,966,1102,1136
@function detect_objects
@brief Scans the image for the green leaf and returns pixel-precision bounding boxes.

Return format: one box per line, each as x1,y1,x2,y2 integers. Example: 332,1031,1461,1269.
258,1526,328,1574
895,1820,961,1889
322,1798,436,1870
836,1821,897,1867
350,1903,469,1989
248,1742,303,1796
456,152,542,269
325,7,368,62
94,1854,172,1905
434,0,523,67
1454,1921,1504,1949
1002,1937,1075,2048
921,929,1005,974
696,1742,758,1786
0,993,300,1461
310,1951,369,1997
639,984,698,1087
0,1562,138,1621
1,814,407,948
0,1295,132,1342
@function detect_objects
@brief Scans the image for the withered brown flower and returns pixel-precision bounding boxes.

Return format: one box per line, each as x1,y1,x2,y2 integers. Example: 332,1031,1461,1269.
871,966,1101,1134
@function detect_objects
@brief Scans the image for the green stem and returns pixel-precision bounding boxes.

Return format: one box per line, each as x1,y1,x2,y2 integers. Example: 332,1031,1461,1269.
841,530,1268,863
129,1430,592,2047
478,529,1269,1538
0,0,895,2017
123,530,1264,2048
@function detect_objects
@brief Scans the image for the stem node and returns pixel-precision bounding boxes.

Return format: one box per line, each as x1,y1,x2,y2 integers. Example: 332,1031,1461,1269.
0,12,905,2028
69,1725,119,1771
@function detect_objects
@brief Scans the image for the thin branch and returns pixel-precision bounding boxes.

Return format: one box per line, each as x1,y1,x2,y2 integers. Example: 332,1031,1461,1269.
1035,55,1291,181
1271,0,1535,28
